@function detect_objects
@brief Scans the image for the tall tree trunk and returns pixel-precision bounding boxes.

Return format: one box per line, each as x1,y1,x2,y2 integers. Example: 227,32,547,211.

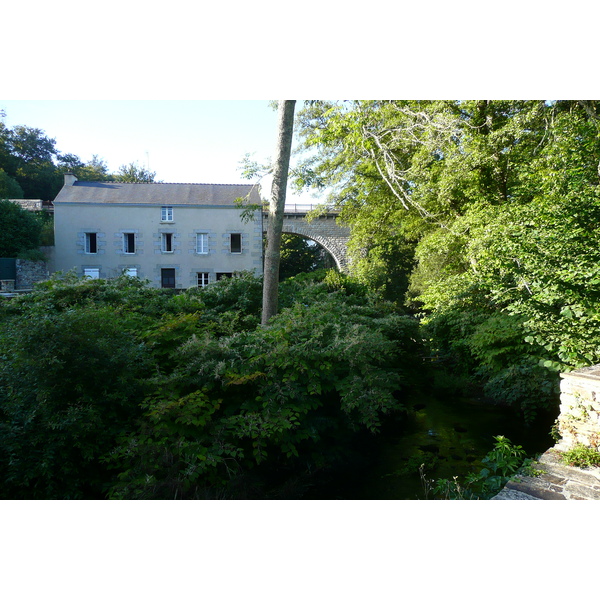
262,100,296,326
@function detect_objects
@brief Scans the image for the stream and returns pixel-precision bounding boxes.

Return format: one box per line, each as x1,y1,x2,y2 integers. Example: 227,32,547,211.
305,392,557,500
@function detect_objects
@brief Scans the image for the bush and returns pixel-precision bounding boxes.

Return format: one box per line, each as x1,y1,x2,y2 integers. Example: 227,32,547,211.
0,199,42,257
1,271,424,499
0,305,152,499
105,291,423,498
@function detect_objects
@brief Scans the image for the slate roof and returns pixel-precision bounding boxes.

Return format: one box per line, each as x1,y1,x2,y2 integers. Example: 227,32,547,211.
53,181,262,206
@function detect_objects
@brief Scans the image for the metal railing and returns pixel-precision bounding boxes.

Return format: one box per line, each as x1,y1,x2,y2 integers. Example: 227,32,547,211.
281,204,339,214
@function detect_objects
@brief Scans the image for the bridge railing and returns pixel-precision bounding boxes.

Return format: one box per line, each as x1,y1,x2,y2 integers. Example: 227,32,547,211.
260,204,340,214
284,204,318,213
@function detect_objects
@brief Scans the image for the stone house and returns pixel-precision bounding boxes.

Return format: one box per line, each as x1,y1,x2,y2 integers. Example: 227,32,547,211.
52,174,263,288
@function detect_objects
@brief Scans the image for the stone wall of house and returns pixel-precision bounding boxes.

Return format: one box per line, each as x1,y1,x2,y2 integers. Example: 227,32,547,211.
557,366,600,449
15,259,49,290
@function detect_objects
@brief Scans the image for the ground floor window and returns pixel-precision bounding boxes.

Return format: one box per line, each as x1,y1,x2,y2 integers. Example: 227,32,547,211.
197,272,209,287
161,268,176,288
124,267,138,277
84,268,100,279
216,272,233,281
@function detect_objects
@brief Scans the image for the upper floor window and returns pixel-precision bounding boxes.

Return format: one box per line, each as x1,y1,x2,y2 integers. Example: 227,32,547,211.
161,206,173,222
85,232,97,254
230,233,242,254
123,232,136,254
161,232,173,253
196,233,208,254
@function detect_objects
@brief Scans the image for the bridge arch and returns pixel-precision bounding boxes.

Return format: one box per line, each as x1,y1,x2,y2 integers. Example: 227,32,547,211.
263,210,351,272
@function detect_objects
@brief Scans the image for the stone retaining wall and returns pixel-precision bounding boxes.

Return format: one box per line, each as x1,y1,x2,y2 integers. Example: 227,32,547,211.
15,259,49,290
557,366,600,449
492,365,600,500
7,199,43,211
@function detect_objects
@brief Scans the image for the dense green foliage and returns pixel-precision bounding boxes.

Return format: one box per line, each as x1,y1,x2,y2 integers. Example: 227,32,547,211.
0,199,43,257
295,100,600,421
0,272,422,499
0,168,24,199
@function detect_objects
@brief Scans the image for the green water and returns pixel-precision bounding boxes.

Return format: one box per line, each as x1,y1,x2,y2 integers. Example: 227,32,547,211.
307,393,557,500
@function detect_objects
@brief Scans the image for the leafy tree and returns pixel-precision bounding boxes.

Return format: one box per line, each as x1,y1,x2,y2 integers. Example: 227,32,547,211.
295,100,549,274
80,155,111,181
5,125,62,200
294,100,600,420
0,199,42,257
113,161,157,183
0,169,23,199
57,153,111,182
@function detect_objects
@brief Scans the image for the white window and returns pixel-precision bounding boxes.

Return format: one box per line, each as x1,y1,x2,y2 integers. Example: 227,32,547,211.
230,233,242,254
161,206,173,222
84,268,100,279
123,233,135,254
197,272,209,287
85,232,97,254
196,233,208,254
161,232,173,252
124,268,138,277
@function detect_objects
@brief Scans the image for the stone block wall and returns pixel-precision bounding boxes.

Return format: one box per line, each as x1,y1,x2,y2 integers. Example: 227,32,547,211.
557,366,600,449
7,199,43,211
15,259,49,290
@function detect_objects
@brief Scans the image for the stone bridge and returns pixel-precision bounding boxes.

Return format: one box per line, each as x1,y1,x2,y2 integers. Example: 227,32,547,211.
262,205,351,271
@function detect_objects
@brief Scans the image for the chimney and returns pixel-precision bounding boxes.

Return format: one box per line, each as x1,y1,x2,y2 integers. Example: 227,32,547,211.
64,172,78,186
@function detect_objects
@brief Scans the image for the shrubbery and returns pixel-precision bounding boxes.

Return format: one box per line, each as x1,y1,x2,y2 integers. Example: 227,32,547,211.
0,271,423,499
